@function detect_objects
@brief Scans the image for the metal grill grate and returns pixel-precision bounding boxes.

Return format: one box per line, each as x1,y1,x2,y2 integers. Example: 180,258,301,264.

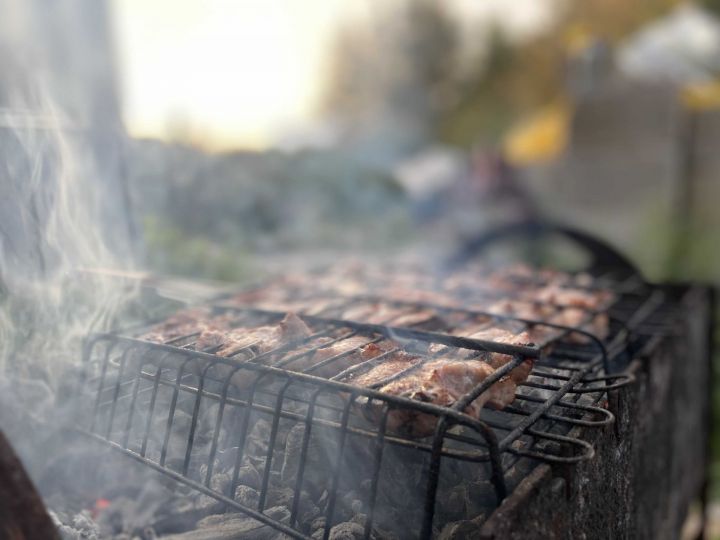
73,265,674,539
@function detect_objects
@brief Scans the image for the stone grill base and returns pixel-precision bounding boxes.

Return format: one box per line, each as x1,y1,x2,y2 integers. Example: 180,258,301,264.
463,286,713,540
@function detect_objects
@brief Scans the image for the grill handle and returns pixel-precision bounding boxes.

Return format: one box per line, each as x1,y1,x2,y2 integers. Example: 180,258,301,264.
449,220,641,278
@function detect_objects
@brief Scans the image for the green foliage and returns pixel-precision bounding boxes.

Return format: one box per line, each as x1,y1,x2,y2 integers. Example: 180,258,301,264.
142,217,254,282
128,144,417,283
703,0,720,16
635,201,720,497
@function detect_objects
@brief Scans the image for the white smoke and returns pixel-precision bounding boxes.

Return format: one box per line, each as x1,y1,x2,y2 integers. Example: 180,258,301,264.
0,86,137,418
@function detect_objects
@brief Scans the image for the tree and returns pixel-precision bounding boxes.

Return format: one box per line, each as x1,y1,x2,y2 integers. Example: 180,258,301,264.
321,0,459,144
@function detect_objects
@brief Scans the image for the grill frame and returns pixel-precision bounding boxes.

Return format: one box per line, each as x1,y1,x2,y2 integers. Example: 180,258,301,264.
72,266,675,539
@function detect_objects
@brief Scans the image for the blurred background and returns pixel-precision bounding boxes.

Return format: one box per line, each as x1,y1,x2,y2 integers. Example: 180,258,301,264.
3,0,719,280
1,0,719,527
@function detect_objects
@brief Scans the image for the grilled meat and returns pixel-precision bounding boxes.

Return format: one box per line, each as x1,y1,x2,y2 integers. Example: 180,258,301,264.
283,336,390,378
341,326,532,438
360,358,518,438
138,261,618,441
345,352,422,387
141,308,230,343
195,312,312,357
484,298,609,344
461,327,534,383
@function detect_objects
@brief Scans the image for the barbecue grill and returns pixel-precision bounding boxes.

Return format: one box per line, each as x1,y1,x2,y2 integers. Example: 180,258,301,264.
71,223,713,539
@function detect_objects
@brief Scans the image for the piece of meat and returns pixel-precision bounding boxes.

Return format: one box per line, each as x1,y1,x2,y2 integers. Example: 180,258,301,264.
531,284,611,310
442,325,534,384
377,287,458,307
485,298,610,344
462,327,534,383
194,329,228,351
485,299,555,321
199,313,312,357
549,308,609,343
140,307,224,343
282,336,387,378
484,300,562,345
343,351,421,387
336,302,437,328
361,358,518,438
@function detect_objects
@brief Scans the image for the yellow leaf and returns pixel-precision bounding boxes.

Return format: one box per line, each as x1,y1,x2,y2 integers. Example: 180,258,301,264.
681,80,720,111
503,101,571,165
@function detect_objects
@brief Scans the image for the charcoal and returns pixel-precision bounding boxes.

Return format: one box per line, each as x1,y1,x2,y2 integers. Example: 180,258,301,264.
214,447,239,471
332,490,362,523
51,509,101,540
465,481,495,517
247,419,272,455
281,424,340,493
165,411,194,454
198,464,213,482
199,403,220,432
192,494,223,515
441,485,468,522
210,472,232,494
310,516,327,538
373,445,426,512
192,471,233,512
437,517,484,540
266,486,294,509
150,505,209,536
378,505,423,538
326,521,365,540
317,490,329,512
161,507,290,540
346,515,401,540
237,464,262,490
350,500,363,515
297,494,321,528
349,513,366,527
234,485,260,508
280,424,303,483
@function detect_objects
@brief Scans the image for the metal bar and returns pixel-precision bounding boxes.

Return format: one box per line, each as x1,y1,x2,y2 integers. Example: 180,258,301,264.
499,365,592,450
105,347,133,439
121,352,176,450
257,378,293,511
159,357,196,467
363,407,388,540
113,364,496,461
510,428,596,462
322,395,355,540
420,417,449,539
89,341,115,433
181,362,214,476
209,307,542,358
88,333,541,429
289,389,323,527
140,366,163,457
204,371,236,487
229,370,273,499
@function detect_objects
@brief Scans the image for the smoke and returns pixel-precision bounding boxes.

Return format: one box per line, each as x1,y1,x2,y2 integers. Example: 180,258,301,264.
0,84,136,420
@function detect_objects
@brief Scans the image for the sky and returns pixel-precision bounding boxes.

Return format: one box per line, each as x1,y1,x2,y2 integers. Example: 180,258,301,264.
111,0,556,151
